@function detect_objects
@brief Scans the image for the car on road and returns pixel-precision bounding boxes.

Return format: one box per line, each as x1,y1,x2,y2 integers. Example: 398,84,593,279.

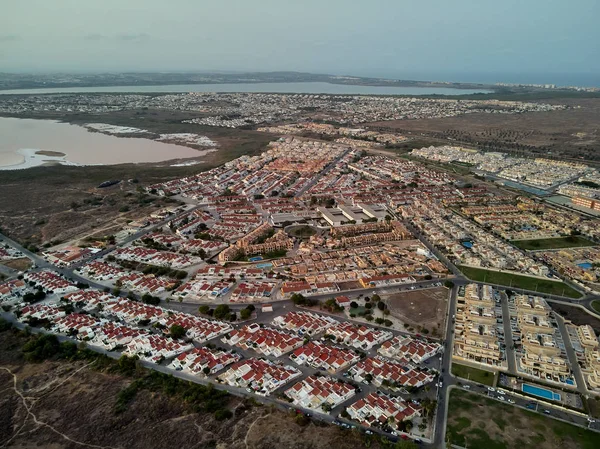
462,385,470,389
507,399,515,404
543,410,551,415
487,387,495,392
526,403,536,410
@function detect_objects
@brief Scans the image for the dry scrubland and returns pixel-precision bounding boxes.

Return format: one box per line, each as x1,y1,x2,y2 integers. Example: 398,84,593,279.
0,327,377,449
367,98,600,163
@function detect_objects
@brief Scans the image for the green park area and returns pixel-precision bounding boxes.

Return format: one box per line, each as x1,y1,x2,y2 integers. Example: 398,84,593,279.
451,363,496,386
446,389,600,449
510,236,597,251
591,301,600,315
459,266,582,299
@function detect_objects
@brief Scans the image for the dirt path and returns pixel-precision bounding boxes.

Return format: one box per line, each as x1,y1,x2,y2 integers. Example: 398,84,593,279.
244,412,271,449
1,366,119,449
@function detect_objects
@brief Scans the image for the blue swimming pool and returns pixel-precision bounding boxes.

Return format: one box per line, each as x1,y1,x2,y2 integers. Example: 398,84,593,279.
578,262,593,270
256,262,273,269
461,241,473,248
522,383,561,401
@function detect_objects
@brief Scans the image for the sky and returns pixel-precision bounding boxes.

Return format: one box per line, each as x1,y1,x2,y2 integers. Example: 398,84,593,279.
1,0,599,84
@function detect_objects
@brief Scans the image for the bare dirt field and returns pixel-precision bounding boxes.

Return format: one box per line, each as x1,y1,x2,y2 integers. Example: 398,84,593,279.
0,258,31,271
383,286,448,336
366,98,600,163
550,302,600,334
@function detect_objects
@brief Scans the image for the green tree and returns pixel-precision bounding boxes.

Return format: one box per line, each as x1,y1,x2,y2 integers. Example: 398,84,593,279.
240,308,252,320
199,305,210,314
213,304,231,320
170,324,186,339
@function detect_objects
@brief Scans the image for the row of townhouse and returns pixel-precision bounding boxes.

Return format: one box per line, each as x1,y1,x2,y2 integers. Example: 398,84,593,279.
346,392,420,431
514,295,572,384
176,279,234,300
325,322,393,351
62,289,118,312
156,312,232,343
101,298,167,325
453,284,505,369
19,303,66,322
113,247,199,268
118,272,177,295
169,347,241,375
181,239,228,256
218,358,302,395
348,356,435,390
230,281,276,302
24,270,77,294
195,266,264,279
123,334,194,363
223,323,304,357
0,279,28,303
290,341,360,372
50,313,102,340
89,322,147,351
285,375,356,412
565,323,600,391
378,335,442,364
272,311,338,336
77,261,130,281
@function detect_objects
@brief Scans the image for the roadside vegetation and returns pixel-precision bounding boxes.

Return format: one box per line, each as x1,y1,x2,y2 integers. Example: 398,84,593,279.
2,323,235,421
447,388,600,449
459,266,582,299
451,363,496,386
510,236,597,251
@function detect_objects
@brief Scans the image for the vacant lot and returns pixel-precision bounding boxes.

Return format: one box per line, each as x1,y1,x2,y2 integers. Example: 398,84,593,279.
459,266,583,299
452,363,496,386
0,258,31,271
550,302,600,334
447,388,600,449
511,236,597,251
384,286,448,336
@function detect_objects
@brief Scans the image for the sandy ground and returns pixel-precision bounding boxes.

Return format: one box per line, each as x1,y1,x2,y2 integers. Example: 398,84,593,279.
384,287,449,336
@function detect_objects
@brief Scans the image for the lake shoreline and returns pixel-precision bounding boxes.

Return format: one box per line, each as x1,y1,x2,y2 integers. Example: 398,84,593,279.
0,81,493,96
0,117,213,169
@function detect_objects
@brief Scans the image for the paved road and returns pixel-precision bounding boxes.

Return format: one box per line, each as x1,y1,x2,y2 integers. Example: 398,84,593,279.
500,291,517,374
432,285,457,448
555,314,590,397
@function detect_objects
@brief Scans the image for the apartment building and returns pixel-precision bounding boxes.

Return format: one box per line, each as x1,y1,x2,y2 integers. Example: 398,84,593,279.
453,284,505,368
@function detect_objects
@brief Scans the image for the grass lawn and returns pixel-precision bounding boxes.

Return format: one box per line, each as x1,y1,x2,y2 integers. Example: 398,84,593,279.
511,236,597,251
591,301,600,315
459,266,583,299
452,363,496,386
447,389,600,449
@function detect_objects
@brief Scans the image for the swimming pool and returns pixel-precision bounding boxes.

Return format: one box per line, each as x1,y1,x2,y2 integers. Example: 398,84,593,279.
256,262,273,269
578,262,593,270
522,383,561,401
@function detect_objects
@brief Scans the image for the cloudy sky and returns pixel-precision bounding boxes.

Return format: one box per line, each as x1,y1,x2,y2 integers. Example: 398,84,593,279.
1,0,599,81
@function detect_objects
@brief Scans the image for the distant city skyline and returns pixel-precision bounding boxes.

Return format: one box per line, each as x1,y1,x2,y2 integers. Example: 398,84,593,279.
1,0,599,86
